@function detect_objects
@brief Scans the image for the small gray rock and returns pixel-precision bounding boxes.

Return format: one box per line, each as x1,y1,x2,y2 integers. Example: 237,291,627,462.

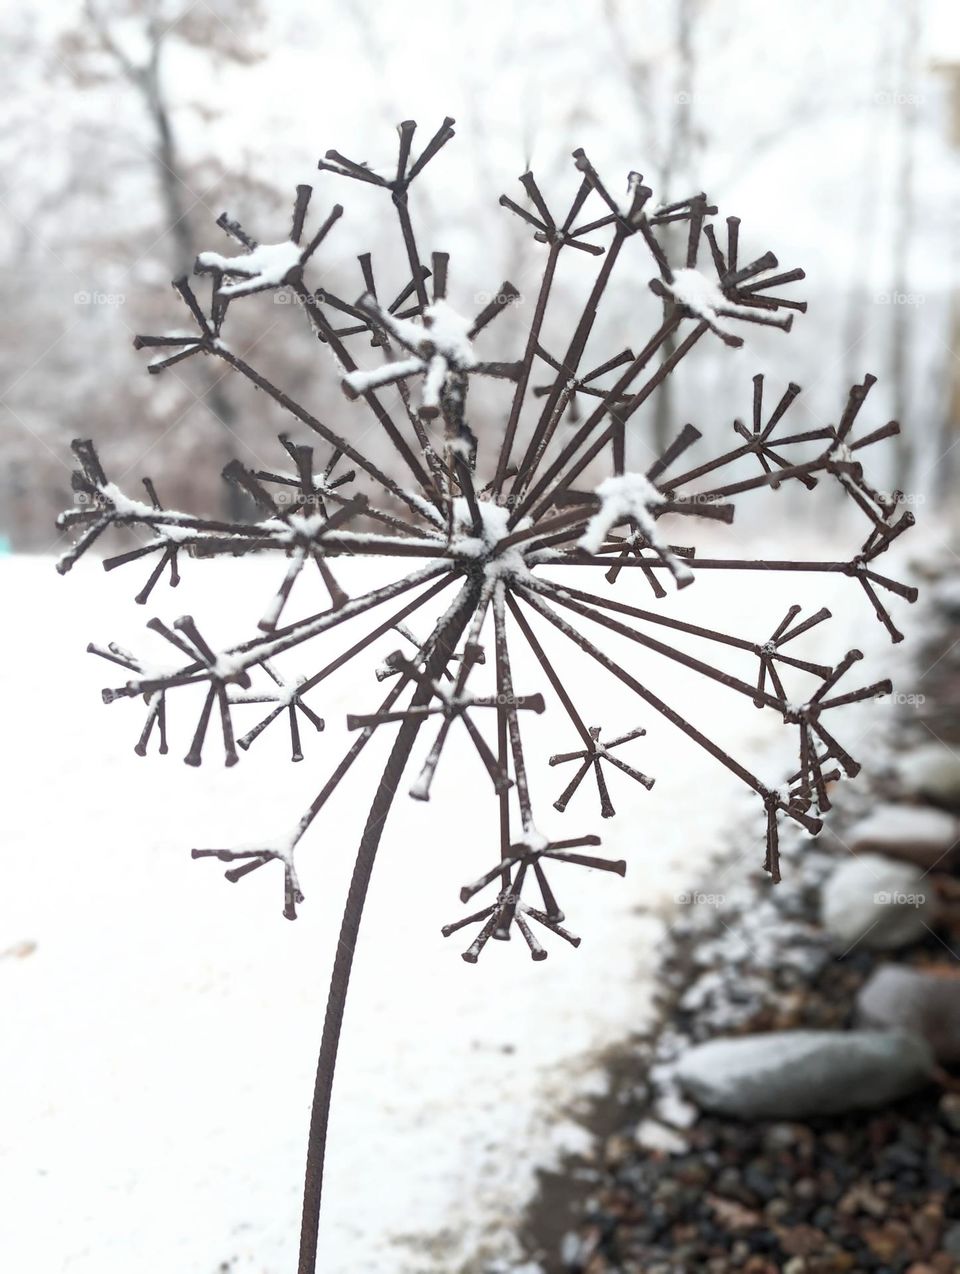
944,1220,960,1259
636,1117,687,1155
939,1092,960,1134
820,853,936,951
856,964,960,1062
844,801,958,869
897,743,960,809
675,1029,934,1120
931,574,960,618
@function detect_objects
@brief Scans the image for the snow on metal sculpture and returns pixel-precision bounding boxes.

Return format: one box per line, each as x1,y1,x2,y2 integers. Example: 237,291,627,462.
56,116,916,1272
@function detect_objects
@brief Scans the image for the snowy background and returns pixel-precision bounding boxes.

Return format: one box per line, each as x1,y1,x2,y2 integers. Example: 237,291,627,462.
0,1,957,1272
0,524,919,1273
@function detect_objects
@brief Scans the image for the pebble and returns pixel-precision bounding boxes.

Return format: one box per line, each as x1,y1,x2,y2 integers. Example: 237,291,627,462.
635,1118,687,1155
943,1222,960,1258
843,802,959,870
675,1030,934,1120
652,1089,699,1129
857,964,960,1061
939,1093,960,1134
898,744,960,809
821,854,937,951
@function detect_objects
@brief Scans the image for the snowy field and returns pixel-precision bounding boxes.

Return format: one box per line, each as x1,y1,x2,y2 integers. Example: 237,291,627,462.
0,534,913,1274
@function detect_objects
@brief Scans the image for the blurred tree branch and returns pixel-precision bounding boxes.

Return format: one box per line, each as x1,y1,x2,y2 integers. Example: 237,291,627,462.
56,0,267,517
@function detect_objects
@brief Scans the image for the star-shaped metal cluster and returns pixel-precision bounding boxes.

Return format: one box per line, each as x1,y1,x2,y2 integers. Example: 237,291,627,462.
442,830,623,962
55,115,918,1271
550,725,653,819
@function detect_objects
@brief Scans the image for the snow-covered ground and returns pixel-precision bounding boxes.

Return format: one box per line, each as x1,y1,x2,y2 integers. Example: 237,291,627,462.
0,535,913,1273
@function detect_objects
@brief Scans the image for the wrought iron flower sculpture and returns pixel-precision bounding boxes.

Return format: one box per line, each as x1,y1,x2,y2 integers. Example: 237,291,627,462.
57,117,916,1272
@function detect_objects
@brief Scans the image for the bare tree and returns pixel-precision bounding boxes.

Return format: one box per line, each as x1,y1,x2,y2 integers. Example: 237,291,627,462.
889,0,921,485
602,0,703,456
841,18,892,392
58,0,265,516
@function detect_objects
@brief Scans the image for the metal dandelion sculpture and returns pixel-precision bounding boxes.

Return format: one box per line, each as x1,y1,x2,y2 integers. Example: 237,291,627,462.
57,116,916,1272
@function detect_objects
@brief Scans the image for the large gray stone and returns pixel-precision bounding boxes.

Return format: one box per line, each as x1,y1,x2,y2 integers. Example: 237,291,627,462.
843,802,958,870
897,744,960,810
856,964,960,1062
675,1030,934,1120
820,853,936,951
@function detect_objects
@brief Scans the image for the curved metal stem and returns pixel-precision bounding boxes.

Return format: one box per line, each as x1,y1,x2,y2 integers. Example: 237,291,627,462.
297,579,479,1274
